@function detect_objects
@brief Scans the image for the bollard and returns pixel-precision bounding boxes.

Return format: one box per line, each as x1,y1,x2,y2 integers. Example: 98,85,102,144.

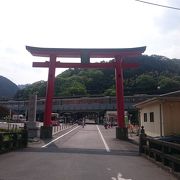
0,133,3,153
22,125,28,148
24,123,27,130
140,126,145,134
139,126,146,154
12,133,18,149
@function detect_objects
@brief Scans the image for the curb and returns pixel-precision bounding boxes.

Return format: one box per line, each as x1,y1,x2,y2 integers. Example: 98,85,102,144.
128,136,139,145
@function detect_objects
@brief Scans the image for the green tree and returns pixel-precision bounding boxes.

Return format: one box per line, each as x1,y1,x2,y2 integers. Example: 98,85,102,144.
135,74,157,93
14,54,180,98
158,76,180,92
104,87,116,96
81,70,105,94
15,81,46,99
67,81,87,96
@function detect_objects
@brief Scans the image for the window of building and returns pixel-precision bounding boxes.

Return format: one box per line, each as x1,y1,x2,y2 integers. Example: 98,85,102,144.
150,112,154,122
144,113,147,122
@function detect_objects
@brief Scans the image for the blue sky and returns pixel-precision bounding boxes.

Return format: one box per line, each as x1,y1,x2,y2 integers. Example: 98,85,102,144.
0,0,180,85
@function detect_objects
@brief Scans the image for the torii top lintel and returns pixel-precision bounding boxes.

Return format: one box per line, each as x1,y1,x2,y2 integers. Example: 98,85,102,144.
26,46,146,58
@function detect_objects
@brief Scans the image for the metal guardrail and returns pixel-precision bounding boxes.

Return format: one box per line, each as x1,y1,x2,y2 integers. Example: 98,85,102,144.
139,130,180,174
0,130,28,154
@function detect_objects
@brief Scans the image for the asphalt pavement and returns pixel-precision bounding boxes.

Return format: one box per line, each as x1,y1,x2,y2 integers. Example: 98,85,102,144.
0,124,177,180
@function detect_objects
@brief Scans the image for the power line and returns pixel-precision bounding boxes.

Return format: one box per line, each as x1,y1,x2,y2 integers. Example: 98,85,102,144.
134,0,180,11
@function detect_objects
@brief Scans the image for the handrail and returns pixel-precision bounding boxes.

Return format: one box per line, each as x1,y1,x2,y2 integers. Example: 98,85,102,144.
139,132,180,174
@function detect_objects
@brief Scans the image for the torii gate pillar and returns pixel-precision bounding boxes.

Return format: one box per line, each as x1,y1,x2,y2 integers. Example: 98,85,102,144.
44,55,56,127
115,57,127,139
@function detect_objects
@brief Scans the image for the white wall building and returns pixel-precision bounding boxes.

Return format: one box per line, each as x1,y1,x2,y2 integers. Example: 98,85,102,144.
135,91,180,137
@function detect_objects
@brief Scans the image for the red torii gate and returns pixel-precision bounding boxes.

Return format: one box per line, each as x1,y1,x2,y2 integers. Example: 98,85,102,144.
26,46,146,139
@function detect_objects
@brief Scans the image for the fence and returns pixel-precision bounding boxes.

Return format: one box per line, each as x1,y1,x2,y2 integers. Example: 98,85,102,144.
52,123,75,135
0,122,24,131
0,130,28,154
139,132,180,175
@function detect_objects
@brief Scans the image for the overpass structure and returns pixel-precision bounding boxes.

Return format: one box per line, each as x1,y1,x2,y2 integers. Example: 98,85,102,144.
0,95,156,115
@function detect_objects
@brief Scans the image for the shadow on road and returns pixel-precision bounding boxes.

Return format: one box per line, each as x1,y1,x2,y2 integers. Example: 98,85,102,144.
18,146,139,157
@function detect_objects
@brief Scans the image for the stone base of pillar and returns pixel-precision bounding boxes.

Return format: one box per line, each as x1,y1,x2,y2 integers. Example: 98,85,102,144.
40,126,53,139
116,127,128,140
26,121,40,139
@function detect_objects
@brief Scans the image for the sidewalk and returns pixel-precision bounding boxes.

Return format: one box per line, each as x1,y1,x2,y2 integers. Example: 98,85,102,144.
100,125,140,145
128,132,140,145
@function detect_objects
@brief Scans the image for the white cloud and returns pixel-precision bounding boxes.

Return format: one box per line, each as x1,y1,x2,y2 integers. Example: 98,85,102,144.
0,0,180,84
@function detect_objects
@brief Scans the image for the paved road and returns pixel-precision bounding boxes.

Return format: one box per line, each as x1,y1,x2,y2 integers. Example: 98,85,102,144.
0,125,177,180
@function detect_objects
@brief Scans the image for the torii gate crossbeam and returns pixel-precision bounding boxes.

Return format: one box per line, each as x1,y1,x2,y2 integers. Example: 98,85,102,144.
26,46,146,139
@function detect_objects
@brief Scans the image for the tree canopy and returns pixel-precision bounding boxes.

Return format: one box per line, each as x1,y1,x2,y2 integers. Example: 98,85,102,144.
14,55,180,99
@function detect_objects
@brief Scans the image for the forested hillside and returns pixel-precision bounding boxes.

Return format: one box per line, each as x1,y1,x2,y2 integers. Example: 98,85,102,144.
14,55,180,99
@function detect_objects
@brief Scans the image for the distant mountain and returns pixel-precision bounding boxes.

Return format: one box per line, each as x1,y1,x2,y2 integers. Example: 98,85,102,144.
18,84,30,89
0,76,19,99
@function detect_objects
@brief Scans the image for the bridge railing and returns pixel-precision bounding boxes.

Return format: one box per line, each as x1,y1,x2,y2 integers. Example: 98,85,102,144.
139,131,180,175
52,123,76,135
0,130,28,154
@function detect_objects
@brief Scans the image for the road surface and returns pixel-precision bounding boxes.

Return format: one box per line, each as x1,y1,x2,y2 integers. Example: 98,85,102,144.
0,125,177,180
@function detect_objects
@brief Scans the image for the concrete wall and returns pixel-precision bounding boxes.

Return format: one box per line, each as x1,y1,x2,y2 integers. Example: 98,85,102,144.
140,102,162,137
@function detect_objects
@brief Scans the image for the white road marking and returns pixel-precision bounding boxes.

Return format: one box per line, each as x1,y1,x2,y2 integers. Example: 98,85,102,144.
111,173,132,180
41,126,80,148
96,125,110,152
